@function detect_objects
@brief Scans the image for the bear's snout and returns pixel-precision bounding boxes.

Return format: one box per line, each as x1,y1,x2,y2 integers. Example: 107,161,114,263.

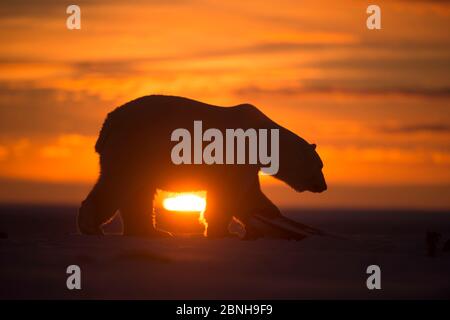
310,171,327,193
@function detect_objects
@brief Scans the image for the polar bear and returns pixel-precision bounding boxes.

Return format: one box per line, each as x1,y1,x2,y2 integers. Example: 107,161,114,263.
78,95,326,237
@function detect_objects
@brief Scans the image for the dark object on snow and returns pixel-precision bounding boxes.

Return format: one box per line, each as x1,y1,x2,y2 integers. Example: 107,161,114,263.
443,239,450,252
244,214,325,241
0,231,8,239
426,231,441,257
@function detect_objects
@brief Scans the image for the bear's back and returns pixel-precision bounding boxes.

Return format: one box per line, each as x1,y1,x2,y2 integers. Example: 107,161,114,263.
95,95,278,154
110,95,248,120
107,95,272,133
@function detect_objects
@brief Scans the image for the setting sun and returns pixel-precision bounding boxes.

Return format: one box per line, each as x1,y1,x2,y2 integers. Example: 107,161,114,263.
162,194,207,212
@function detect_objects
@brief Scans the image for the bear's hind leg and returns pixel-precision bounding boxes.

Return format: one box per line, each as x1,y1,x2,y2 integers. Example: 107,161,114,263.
120,187,172,237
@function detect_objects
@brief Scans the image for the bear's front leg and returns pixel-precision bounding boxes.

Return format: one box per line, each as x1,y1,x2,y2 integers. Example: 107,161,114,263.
78,174,121,235
235,176,282,240
203,188,235,238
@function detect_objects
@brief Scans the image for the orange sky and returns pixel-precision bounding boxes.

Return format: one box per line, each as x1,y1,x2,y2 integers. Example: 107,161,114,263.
0,0,449,208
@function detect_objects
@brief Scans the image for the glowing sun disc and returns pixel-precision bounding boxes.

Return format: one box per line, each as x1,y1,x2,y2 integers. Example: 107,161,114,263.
162,194,206,212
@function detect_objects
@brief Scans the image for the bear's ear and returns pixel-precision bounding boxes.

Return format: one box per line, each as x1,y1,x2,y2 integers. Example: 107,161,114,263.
311,144,316,150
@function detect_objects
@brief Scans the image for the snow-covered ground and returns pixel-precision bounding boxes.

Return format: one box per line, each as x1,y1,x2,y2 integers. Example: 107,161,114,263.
1,206,449,299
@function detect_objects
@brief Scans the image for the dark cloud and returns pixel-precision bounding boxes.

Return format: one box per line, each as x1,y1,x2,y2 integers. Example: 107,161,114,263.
71,60,142,77
187,40,450,60
0,82,113,137
236,84,450,99
0,0,88,18
0,0,188,18
311,57,450,71
378,123,450,134
1,37,449,72
0,177,89,204
0,59,147,79
401,0,450,3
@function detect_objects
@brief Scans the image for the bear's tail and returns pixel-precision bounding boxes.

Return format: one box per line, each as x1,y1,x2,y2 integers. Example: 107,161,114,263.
95,112,113,153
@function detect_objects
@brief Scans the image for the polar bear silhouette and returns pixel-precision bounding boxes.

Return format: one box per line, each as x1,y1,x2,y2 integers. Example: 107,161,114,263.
78,95,326,237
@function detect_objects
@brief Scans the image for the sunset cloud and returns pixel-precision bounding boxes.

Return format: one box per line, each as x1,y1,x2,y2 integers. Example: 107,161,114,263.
235,85,450,99
377,123,450,134
0,0,449,207
0,145,8,161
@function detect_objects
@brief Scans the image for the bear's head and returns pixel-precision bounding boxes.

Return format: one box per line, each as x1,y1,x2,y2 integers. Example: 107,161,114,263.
275,129,327,193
